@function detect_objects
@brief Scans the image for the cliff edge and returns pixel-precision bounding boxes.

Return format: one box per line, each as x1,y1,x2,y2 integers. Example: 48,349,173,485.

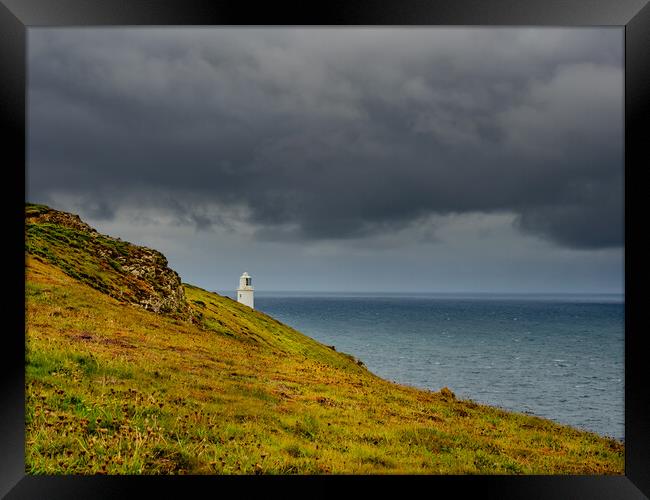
26,203,189,317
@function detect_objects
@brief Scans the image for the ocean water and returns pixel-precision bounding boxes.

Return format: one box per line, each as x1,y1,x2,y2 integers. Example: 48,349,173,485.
227,292,625,440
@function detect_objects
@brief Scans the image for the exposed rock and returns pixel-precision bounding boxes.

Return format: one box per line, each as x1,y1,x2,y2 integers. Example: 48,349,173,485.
25,203,190,318
112,245,189,315
26,205,98,234
439,387,456,401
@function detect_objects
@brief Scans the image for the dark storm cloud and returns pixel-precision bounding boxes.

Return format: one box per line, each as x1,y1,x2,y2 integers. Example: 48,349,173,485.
28,28,623,248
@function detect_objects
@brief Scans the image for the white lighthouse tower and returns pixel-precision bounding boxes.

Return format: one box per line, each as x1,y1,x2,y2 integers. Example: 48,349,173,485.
237,272,254,309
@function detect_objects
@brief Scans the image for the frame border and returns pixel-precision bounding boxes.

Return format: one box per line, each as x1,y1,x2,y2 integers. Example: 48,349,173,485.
2,1,648,498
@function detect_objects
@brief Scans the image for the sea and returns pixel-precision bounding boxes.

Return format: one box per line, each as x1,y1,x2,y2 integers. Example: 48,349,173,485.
222,291,625,440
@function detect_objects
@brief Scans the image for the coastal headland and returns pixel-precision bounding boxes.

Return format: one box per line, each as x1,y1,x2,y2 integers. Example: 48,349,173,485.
25,203,624,474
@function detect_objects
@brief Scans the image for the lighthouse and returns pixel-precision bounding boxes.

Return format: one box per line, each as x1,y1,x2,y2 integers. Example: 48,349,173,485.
237,272,254,309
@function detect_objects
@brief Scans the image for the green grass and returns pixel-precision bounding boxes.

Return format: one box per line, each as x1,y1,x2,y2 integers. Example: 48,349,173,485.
24,204,624,475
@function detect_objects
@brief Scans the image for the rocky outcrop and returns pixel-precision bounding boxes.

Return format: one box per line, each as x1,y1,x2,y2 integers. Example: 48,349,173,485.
25,203,190,317
111,246,188,315
26,205,98,234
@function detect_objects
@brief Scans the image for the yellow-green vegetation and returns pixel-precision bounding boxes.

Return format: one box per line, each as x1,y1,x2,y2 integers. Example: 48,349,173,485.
25,204,624,475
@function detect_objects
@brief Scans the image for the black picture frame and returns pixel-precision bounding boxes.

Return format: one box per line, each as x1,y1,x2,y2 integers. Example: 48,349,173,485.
3,0,648,498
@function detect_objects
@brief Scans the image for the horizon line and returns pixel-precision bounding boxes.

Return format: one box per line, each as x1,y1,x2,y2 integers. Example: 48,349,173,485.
209,289,624,296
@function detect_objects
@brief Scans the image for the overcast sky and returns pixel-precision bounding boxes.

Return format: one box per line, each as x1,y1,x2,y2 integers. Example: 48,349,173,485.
27,27,624,294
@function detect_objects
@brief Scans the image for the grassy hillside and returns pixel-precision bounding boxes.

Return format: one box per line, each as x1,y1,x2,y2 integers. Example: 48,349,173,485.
25,204,624,474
